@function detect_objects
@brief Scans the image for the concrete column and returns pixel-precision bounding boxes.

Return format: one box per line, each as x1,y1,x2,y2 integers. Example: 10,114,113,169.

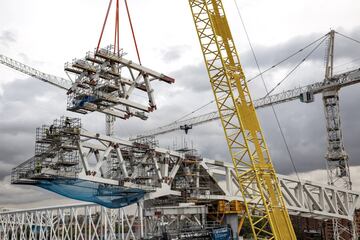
225,214,239,240
138,201,144,238
226,167,231,193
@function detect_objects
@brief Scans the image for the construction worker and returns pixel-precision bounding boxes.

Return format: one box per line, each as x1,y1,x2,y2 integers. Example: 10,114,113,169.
45,128,49,138
49,124,54,134
35,161,42,174
65,117,71,128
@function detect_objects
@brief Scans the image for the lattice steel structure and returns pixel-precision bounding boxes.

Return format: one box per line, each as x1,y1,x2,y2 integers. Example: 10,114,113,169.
0,203,145,240
188,0,296,238
12,117,81,184
323,31,351,191
4,156,360,240
323,30,355,240
0,54,72,90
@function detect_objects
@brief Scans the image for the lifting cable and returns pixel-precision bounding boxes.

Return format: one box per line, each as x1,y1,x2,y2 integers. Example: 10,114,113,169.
264,36,327,98
334,57,360,74
336,32,360,45
333,32,360,74
247,34,328,83
114,0,120,55
334,57,360,69
96,0,142,64
96,0,113,53
163,36,327,126
164,34,329,127
173,99,216,123
124,0,142,65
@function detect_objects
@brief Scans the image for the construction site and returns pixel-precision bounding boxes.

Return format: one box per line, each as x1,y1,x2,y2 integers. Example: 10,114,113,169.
0,0,360,239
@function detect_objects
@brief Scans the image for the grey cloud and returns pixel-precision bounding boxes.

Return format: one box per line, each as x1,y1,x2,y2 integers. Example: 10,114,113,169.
240,26,360,71
292,165,360,193
148,83,360,176
0,74,113,205
0,30,16,46
0,78,66,178
161,46,184,62
17,52,46,68
164,26,360,97
170,64,210,92
0,176,64,206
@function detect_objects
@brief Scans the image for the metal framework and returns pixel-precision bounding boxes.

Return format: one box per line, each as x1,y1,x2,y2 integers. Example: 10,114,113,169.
0,54,72,90
323,30,355,240
0,203,145,240
136,67,360,139
200,158,359,221
11,118,360,221
12,118,186,201
0,47,174,136
65,45,174,120
144,205,210,239
188,0,295,238
323,31,351,190
2,156,359,240
0,203,212,240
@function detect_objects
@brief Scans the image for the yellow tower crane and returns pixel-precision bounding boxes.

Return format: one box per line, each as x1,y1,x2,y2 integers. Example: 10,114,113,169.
188,0,297,239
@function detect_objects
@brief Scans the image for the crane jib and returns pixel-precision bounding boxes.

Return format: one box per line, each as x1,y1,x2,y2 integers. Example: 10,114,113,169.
188,0,296,239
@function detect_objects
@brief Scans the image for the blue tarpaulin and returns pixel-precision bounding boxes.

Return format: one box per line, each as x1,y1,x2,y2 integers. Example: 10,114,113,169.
36,178,145,208
212,227,231,240
75,95,97,108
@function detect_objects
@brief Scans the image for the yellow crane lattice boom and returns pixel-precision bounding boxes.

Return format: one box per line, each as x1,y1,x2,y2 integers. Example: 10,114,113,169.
188,0,296,239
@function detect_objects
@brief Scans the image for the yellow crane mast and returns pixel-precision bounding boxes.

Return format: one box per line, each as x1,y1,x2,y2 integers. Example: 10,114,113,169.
188,0,297,239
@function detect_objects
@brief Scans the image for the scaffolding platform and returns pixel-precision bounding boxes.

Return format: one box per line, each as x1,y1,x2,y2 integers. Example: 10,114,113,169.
12,117,82,184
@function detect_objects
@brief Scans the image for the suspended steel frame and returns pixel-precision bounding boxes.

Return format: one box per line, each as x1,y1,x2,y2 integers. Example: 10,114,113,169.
188,0,296,239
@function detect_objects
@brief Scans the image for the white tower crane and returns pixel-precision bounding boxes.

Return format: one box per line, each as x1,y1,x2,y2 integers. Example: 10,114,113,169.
323,30,355,240
0,54,72,90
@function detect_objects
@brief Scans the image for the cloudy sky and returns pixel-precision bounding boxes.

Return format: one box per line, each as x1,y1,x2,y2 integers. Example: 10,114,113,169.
0,0,359,209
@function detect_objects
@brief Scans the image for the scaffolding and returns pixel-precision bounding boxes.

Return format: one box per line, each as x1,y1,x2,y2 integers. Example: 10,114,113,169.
12,117,81,183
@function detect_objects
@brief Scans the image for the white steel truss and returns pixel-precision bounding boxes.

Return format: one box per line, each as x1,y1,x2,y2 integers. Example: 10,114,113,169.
197,159,359,221
11,121,359,221
2,163,359,239
12,123,185,200
9,155,360,223
4,153,360,240
0,203,145,240
0,54,72,90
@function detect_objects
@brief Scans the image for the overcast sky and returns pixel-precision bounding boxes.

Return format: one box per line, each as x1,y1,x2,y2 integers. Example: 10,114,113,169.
0,0,360,209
